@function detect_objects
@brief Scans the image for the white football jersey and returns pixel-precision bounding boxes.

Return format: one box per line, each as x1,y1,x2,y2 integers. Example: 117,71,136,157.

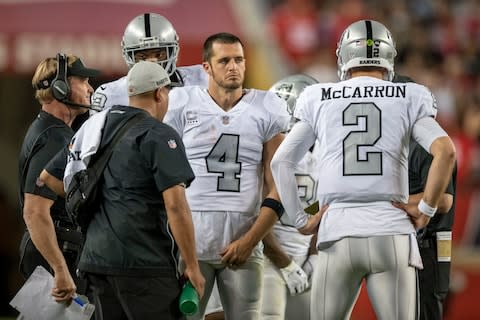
165,86,290,213
295,76,437,206
91,64,208,111
176,64,209,87
272,148,318,257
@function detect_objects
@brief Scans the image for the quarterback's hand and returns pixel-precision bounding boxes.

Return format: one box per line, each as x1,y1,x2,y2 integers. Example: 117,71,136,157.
220,237,255,268
280,260,309,295
410,214,431,230
392,202,430,230
301,254,318,281
392,201,422,219
298,204,328,235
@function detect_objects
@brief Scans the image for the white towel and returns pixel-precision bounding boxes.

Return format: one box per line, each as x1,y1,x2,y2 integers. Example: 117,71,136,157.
63,109,111,192
409,233,424,269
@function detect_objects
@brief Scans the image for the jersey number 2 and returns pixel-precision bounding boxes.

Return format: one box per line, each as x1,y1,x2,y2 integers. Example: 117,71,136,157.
342,102,382,175
205,134,242,192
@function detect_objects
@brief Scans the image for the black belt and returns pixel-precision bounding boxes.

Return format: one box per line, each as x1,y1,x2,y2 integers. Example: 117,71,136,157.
418,237,435,249
24,222,84,253
56,225,83,243
53,219,77,230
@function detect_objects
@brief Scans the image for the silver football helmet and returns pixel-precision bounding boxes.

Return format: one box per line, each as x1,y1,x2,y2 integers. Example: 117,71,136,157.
336,20,397,81
122,13,179,75
270,74,318,131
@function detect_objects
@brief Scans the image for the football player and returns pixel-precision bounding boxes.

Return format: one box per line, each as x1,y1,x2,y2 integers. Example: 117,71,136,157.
271,20,456,320
91,13,208,111
261,74,321,320
164,32,321,320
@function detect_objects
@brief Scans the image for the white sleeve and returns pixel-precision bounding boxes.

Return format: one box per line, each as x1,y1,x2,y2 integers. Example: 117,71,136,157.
91,85,108,111
412,117,448,153
91,77,129,113
263,91,291,140
271,121,316,229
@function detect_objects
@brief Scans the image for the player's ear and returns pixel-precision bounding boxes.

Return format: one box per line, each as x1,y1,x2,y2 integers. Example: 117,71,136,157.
153,88,162,102
154,86,170,103
202,61,211,76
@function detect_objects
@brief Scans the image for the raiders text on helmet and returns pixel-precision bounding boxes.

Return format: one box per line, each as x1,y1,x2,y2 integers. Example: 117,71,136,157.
122,13,180,75
336,20,397,81
269,74,318,131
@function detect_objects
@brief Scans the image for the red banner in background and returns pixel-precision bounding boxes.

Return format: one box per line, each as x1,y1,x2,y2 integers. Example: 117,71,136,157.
0,0,241,75
0,33,126,75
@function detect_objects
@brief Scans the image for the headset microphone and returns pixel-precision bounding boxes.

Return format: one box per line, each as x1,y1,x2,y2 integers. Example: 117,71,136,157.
63,100,103,112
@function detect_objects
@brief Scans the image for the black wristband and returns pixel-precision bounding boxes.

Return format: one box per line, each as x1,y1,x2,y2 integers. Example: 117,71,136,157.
261,198,284,219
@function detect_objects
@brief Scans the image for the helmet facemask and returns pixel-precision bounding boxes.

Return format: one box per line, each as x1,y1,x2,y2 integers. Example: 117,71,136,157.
270,74,319,132
121,13,180,76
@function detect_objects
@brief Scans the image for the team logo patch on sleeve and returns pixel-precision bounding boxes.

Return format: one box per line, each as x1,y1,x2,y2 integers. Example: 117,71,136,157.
167,139,177,149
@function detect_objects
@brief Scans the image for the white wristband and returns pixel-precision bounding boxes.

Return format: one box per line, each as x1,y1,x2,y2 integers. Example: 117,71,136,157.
418,199,437,217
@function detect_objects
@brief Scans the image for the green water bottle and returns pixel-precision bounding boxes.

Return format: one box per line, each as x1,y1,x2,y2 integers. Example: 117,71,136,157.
179,281,199,316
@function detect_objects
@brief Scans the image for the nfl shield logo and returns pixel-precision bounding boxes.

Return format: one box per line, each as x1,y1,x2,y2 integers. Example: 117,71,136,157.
167,139,177,149
222,116,230,125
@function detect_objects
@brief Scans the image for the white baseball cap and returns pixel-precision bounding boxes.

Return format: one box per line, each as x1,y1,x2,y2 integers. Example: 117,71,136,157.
127,61,171,96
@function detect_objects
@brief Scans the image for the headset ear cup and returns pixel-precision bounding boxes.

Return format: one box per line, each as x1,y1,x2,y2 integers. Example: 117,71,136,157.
52,79,69,101
51,53,70,101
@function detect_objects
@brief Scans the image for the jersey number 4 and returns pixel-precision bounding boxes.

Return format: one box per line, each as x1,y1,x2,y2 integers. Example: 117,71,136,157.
205,134,242,192
342,102,382,175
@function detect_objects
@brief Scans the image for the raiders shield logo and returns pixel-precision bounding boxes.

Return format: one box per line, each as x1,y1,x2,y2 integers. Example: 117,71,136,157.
274,83,294,115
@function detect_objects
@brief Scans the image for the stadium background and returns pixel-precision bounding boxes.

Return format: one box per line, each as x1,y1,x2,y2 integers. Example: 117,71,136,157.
0,0,479,318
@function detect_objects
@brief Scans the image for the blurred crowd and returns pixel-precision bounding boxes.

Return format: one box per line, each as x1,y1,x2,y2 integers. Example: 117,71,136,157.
267,0,480,249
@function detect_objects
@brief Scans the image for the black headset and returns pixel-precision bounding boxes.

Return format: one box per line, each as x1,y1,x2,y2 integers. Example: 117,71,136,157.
51,53,70,101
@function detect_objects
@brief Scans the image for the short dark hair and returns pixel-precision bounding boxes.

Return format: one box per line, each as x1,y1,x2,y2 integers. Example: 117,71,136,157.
392,74,415,83
202,32,244,62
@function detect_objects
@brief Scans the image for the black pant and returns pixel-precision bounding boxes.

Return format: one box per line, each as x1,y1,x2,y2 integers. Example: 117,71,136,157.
84,273,185,320
18,230,86,294
418,239,451,320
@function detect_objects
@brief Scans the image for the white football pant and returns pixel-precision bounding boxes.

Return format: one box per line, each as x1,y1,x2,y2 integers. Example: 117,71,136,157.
188,257,264,320
312,235,416,320
261,255,311,319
